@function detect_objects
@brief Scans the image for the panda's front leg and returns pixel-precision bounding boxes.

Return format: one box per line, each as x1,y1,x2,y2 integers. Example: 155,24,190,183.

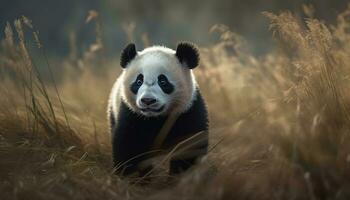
169,157,196,174
138,164,154,177
169,134,209,175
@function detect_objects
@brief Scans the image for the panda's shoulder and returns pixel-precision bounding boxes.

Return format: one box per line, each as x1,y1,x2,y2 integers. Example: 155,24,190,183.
178,89,208,126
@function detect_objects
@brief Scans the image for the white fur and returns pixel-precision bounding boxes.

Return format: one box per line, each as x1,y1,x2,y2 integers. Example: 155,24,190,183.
108,46,197,118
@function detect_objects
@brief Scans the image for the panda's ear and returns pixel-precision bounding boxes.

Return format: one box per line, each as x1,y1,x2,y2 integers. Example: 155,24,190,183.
120,43,137,68
175,42,200,69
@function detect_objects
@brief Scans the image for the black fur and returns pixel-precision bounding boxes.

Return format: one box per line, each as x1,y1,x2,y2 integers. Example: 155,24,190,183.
175,42,200,69
130,74,143,94
157,74,174,94
120,43,137,68
110,89,208,176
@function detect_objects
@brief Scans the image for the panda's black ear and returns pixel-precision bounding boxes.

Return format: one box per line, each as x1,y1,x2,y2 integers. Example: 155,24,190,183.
120,43,137,68
175,42,200,69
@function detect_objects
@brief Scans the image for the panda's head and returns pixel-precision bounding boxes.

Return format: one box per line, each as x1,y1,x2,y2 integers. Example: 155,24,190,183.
119,42,200,117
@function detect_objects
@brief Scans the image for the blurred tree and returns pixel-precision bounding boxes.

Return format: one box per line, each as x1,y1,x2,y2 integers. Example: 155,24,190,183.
0,0,348,56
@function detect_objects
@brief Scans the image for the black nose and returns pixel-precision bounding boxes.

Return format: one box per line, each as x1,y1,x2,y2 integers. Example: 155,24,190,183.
141,97,157,105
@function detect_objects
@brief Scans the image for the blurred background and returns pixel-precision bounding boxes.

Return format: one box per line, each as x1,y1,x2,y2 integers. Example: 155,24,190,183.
1,0,349,57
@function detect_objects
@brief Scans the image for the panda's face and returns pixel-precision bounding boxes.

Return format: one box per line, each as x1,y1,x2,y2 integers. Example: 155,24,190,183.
127,71,175,117
121,47,196,117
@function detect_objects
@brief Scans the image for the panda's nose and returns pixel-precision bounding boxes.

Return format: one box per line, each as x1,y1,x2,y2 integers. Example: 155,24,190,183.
141,97,157,106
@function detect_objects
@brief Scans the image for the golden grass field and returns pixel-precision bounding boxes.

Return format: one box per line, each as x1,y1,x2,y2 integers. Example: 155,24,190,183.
1,5,350,200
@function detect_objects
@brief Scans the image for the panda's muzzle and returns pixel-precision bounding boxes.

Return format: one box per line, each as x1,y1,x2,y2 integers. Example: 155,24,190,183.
140,105,165,113
141,97,157,106
139,97,164,113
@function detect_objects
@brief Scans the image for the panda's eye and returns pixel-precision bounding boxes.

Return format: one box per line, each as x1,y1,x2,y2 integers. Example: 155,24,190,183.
157,74,174,94
136,79,143,86
159,80,166,86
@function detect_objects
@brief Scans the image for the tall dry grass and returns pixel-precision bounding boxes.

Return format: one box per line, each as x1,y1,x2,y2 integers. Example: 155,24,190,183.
1,5,350,200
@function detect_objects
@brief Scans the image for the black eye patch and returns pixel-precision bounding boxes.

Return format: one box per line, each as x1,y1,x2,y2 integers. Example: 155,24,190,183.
130,74,143,94
158,74,174,94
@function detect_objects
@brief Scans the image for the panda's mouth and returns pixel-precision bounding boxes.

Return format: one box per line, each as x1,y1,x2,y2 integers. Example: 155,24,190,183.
140,105,165,113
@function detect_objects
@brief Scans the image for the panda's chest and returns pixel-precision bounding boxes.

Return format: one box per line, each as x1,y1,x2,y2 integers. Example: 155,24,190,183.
116,102,167,143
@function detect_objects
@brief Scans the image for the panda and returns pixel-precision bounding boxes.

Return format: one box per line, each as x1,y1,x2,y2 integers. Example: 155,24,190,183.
108,42,209,176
